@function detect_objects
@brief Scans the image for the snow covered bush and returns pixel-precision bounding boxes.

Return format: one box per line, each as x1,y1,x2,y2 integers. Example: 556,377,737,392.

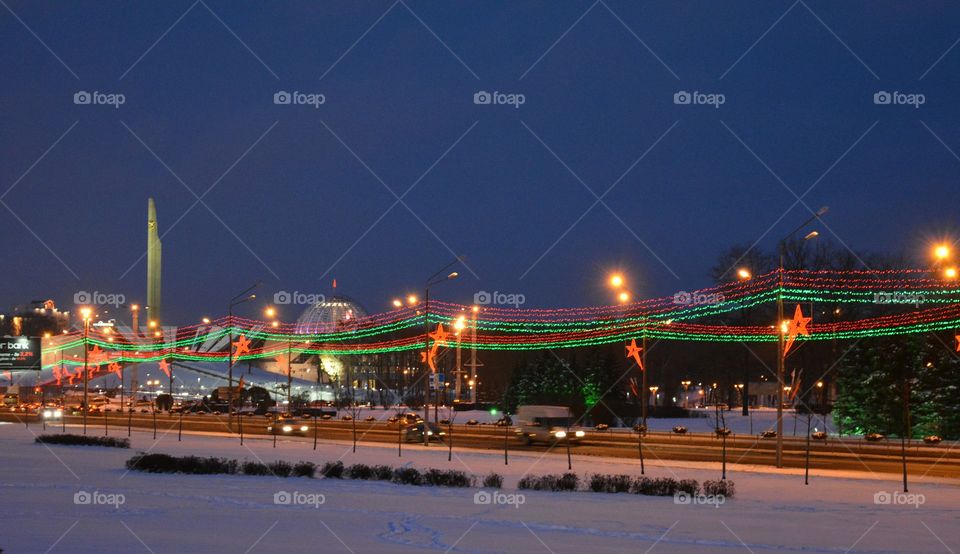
373,465,395,480
37,434,129,448
292,461,316,478
423,469,473,487
392,467,423,485
631,477,680,496
268,460,293,478
320,461,345,479
345,464,374,480
482,472,503,488
518,473,579,492
703,480,735,498
241,461,271,476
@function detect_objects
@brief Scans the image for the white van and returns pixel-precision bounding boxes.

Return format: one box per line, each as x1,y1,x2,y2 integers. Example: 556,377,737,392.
515,405,586,445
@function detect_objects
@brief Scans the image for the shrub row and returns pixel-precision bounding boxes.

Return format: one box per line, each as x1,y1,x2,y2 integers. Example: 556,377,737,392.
517,473,579,492
124,452,499,489
36,434,130,449
588,474,735,498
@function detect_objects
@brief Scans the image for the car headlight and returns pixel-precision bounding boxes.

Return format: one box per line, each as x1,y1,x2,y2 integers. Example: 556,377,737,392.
300,426,308,432
427,431,433,436
575,430,585,437
42,410,52,418
555,430,567,439
282,425,293,432
54,410,63,417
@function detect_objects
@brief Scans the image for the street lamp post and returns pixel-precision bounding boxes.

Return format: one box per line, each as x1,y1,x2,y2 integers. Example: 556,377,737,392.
81,308,91,434
776,206,827,468
227,283,258,432
422,258,462,446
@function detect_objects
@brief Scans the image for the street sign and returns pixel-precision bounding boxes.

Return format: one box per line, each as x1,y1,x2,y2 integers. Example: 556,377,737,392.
0,336,41,370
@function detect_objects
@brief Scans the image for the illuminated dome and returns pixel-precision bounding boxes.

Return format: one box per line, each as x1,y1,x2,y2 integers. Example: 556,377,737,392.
294,296,367,334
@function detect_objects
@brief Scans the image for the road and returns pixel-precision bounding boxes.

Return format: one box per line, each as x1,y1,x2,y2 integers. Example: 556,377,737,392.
5,411,959,478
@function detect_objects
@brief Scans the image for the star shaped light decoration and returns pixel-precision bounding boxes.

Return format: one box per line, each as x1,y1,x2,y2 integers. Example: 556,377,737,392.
428,323,448,347
955,334,960,352
232,335,252,363
783,304,812,357
108,362,122,379
625,338,644,371
158,359,171,378
87,345,106,367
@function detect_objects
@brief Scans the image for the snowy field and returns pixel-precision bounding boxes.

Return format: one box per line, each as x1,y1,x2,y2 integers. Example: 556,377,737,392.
1,421,957,553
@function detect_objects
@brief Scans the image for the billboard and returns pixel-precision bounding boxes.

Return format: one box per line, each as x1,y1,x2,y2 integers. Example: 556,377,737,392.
0,336,41,371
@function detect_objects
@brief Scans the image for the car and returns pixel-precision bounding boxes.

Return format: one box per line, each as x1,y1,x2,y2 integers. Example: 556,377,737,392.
266,416,310,436
514,405,586,445
404,422,445,442
41,406,63,420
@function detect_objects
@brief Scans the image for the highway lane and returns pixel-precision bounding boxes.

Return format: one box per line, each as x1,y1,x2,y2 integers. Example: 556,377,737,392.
5,412,959,478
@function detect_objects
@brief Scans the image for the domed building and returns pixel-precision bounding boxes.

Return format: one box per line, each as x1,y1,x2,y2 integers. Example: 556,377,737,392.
294,296,366,334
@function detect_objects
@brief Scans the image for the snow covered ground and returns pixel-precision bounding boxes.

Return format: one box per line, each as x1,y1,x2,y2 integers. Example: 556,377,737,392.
1,420,956,553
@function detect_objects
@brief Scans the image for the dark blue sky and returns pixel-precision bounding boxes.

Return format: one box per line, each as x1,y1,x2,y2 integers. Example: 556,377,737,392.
2,1,959,324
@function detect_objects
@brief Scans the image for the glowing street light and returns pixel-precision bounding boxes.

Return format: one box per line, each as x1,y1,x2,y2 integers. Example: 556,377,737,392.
945,267,958,280
407,294,418,306
609,274,624,288
737,268,752,280
934,244,951,260
392,299,403,308
618,291,630,303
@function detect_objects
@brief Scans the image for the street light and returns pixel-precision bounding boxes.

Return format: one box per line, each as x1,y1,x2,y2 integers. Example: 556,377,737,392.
945,267,958,280
737,268,752,280
934,244,951,261
776,206,827,468
392,299,403,308
736,267,752,415
609,274,624,288
618,291,630,303
227,283,260,431
80,307,92,434
422,257,463,443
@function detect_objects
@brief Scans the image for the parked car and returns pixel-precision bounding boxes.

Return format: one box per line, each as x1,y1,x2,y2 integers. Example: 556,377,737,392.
514,405,586,445
41,406,63,420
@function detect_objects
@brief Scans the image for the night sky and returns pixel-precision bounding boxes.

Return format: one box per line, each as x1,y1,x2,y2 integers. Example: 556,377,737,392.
2,1,959,324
